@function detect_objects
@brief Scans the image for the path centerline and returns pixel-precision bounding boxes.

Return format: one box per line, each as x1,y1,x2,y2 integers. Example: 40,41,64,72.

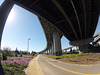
42,57,100,75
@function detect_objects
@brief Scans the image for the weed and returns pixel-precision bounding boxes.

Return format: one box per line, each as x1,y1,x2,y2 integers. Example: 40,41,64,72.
45,53,93,59
69,59,78,62
98,57,100,59
86,58,93,61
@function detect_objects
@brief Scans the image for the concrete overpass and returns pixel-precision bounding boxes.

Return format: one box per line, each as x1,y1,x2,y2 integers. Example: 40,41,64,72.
0,0,100,74
62,46,74,53
92,32,100,46
38,17,62,56
0,0,100,56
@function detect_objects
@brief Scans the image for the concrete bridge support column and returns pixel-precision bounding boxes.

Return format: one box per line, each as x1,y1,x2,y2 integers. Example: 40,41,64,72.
48,49,50,55
79,45,88,54
49,49,50,55
50,47,52,55
0,0,14,75
52,42,55,55
43,51,44,54
48,49,49,54
44,51,46,54
48,50,49,55
52,45,54,55
47,50,49,54
51,46,53,55
47,50,49,55
51,47,54,55
50,48,52,55
51,41,54,55
44,51,45,54
48,50,49,54
70,38,93,54
46,50,47,54
50,48,51,55
53,31,62,56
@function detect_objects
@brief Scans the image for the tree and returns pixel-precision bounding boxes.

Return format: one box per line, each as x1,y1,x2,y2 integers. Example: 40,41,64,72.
2,47,13,57
1,47,13,60
31,51,37,56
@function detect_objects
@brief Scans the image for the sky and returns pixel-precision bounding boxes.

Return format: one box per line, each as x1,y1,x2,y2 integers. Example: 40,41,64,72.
0,0,100,52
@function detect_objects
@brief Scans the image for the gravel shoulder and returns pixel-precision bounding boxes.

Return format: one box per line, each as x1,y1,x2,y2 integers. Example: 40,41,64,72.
26,55,44,75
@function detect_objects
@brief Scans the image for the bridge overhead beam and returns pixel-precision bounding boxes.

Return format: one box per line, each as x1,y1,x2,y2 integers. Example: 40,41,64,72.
52,0,78,40
82,0,87,38
70,0,82,39
0,0,14,75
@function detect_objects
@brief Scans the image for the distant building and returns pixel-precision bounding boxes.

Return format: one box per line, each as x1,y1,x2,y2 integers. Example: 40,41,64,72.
15,48,20,54
11,48,30,55
21,51,30,55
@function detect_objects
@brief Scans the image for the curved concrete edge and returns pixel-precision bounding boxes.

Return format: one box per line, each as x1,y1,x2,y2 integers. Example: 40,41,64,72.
26,55,44,75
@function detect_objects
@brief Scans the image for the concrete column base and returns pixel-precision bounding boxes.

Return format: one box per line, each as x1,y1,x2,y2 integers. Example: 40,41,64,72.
70,38,93,54
47,50,48,55
55,51,62,56
79,45,88,54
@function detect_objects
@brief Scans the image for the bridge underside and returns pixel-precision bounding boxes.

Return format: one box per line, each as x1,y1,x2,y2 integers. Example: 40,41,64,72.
13,0,100,42
13,0,100,53
0,0,100,55
39,17,62,56
0,0,100,74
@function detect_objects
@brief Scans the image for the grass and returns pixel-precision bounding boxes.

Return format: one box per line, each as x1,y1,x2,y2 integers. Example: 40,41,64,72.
23,55,33,58
2,63,26,75
45,55,59,59
45,53,93,59
1,56,33,75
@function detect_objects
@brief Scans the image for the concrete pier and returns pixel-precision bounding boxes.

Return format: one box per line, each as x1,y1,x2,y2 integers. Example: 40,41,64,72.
0,0,14,75
53,30,62,56
70,38,93,54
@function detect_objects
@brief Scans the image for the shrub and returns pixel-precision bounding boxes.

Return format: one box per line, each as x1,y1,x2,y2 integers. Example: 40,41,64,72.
86,58,93,61
69,59,78,62
2,47,14,57
15,54,17,57
3,55,7,60
55,57,61,59
20,54,22,57
31,51,37,56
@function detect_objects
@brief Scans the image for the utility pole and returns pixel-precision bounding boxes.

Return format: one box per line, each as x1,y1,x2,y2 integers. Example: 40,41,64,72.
27,38,31,55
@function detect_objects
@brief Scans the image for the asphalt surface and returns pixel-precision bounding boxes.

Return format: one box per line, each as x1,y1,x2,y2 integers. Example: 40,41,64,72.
38,55,100,75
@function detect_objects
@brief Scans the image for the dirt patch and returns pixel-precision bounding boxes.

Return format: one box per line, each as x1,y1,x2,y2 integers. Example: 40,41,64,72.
58,53,100,64
23,68,27,74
